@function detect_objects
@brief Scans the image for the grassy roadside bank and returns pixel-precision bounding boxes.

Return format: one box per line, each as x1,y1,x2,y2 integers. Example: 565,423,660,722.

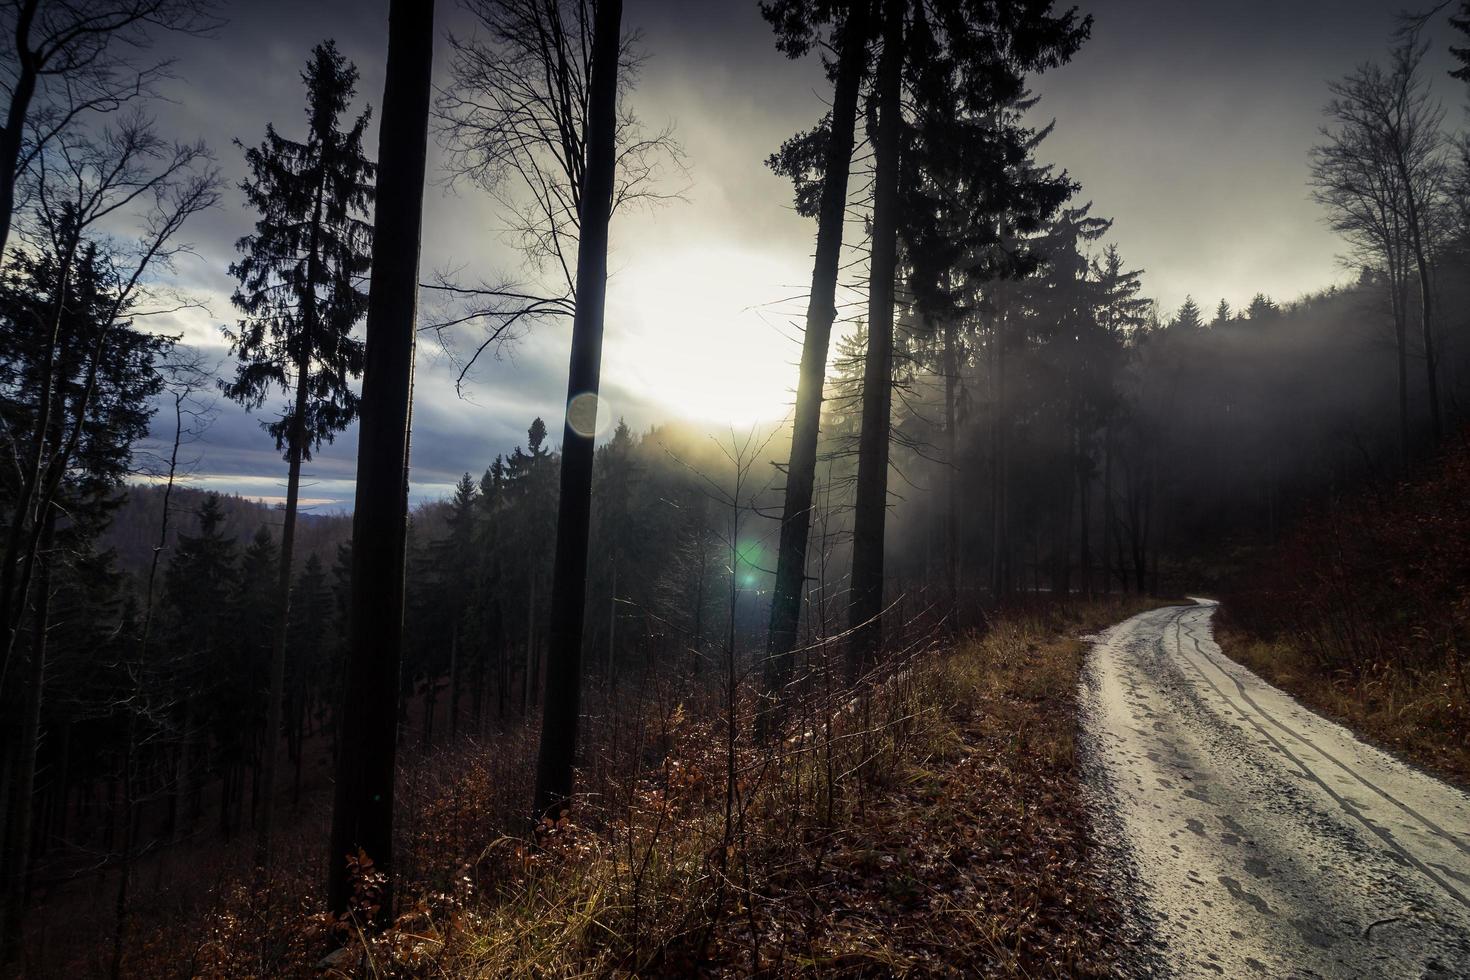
1215,621,1470,788
110,598,1160,978
1215,440,1470,791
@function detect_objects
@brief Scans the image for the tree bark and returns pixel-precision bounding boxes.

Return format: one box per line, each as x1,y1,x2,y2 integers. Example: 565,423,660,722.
1101,422,1114,596
0,0,40,269
943,316,959,618
846,0,904,680
533,0,622,823
1078,447,1092,599
1387,249,1411,470
1399,166,1441,442
762,0,870,712
326,0,434,918
990,309,1010,600
255,345,311,870
0,510,52,964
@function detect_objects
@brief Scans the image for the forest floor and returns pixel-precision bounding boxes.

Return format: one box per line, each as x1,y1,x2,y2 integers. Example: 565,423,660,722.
400,595,1170,978
64,597,1167,978
1083,600,1470,977
704,596,1168,977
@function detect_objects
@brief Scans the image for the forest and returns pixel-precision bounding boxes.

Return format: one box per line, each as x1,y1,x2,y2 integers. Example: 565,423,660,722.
1,0,1469,977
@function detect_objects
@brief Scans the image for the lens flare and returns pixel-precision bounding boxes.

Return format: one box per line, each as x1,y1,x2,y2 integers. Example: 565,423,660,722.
566,391,612,439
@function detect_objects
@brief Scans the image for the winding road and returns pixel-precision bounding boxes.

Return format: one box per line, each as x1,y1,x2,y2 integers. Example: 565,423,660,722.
1082,600,1470,978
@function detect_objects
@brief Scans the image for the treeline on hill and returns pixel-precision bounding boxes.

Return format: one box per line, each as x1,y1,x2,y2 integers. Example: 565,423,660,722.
106,485,352,573
1223,436,1470,785
2,0,1470,975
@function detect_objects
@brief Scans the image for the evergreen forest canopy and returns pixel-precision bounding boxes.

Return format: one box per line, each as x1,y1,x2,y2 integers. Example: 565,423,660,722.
1,0,1470,973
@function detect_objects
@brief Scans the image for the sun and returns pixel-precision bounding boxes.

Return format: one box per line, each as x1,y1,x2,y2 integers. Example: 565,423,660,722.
604,241,801,428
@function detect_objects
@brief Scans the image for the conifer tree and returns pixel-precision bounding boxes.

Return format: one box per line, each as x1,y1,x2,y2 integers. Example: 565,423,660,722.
760,0,872,716
1173,296,1204,331
286,553,331,801
1246,293,1279,321
0,238,169,956
223,526,278,840
163,493,238,833
223,40,374,867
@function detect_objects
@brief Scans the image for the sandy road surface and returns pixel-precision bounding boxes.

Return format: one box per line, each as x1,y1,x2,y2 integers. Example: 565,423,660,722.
1081,600,1470,978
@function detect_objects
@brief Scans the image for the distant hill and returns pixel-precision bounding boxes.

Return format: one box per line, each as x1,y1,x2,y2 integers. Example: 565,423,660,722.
104,484,355,576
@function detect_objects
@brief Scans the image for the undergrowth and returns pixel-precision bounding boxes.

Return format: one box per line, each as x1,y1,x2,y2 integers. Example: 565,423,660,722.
1223,436,1470,786
94,597,1159,978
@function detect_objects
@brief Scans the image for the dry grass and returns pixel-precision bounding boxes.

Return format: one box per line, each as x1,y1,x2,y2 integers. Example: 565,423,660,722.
99,597,1164,979
1217,624,1470,789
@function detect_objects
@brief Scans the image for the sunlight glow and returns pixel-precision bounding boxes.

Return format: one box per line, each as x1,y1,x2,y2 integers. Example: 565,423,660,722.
605,242,800,427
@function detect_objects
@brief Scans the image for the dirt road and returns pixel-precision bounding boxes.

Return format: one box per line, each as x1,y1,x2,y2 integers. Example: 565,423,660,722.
1082,600,1470,978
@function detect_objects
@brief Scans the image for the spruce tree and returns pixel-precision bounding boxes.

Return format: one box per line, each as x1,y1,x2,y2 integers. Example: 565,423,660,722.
222,40,374,868
162,494,238,834
0,239,169,955
1173,296,1205,331
760,0,872,717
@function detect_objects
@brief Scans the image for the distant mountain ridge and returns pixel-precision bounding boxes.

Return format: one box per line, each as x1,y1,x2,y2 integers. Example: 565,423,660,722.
104,483,355,575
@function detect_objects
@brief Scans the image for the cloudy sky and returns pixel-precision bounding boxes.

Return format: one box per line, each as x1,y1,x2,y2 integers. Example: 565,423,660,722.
130,0,1465,510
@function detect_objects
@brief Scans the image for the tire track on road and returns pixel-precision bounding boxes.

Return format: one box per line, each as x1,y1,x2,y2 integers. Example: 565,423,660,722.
1167,608,1469,908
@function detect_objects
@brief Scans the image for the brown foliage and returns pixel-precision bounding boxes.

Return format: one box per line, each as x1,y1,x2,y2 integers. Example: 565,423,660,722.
1224,437,1470,783
64,602,1144,978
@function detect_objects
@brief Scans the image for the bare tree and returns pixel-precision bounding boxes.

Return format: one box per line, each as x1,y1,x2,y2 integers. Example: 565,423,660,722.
431,0,681,381
1320,37,1450,445
0,0,221,265
1312,105,1416,465
532,0,622,824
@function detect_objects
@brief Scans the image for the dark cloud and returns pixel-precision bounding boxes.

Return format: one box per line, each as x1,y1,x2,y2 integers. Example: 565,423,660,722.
128,0,1460,507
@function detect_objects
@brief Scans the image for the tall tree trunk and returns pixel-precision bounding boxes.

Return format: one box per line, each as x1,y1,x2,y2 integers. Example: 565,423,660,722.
1385,251,1411,470
449,626,460,739
0,510,53,964
0,0,40,270
326,0,434,918
1078,450,1092,599
846,0,903,681
943,316,959,619
523,575,534,716
255,356,310,870
532,0,623,823
762,0,870,711
991,311,1010,599
606,563,616,692
1101,422,1114,596
1400,173,1442,442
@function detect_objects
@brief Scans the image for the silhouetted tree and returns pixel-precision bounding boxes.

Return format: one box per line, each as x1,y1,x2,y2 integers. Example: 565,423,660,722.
534,0,623,823
434,0,680,378
0,238,169,959
760,0,871,720
847,0,904,678
1172,296,1204,331
0,0,220,265
327,0,434,919
223,39,373,868
1320,37,1448,443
